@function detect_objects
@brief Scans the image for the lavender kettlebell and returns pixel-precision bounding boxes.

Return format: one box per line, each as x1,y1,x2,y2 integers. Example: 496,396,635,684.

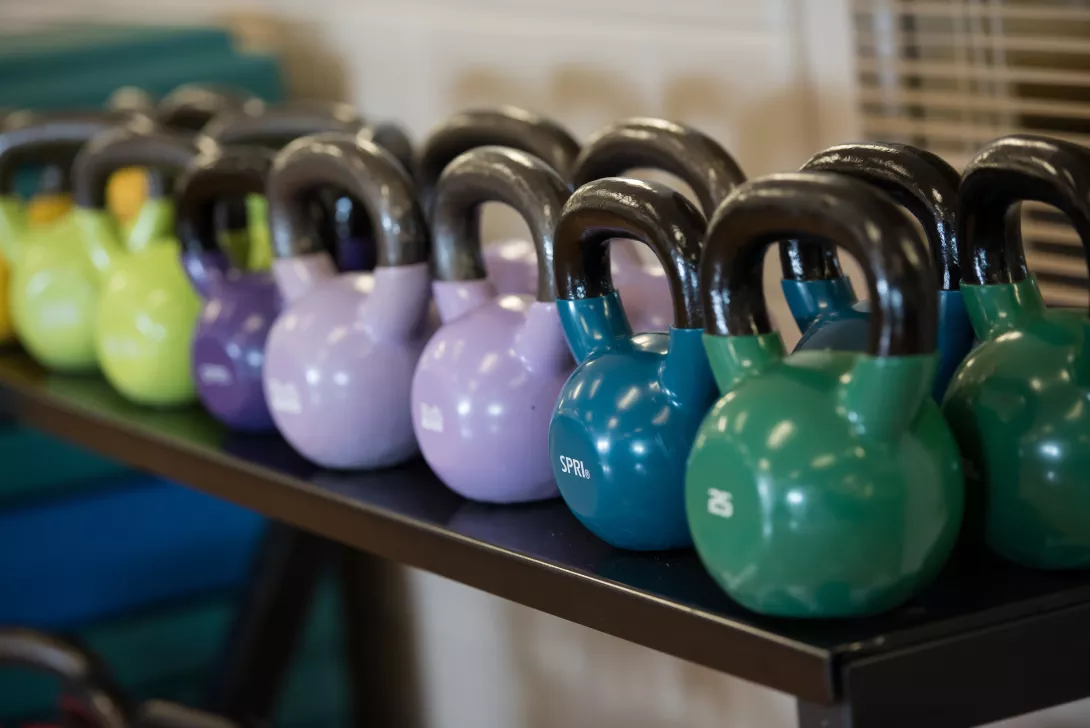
262,134,432,469
412,147,572,503
572,118,746,332
417,107,580,295
179,147,280,431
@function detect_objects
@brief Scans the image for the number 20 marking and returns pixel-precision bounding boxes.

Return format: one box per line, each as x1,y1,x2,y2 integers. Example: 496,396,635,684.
707,488,734,518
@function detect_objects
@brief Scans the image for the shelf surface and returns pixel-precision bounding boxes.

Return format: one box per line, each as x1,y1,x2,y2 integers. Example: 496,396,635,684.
4,351,1090,726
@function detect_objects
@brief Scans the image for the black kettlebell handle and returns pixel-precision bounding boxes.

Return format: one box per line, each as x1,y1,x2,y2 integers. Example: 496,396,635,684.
554,177,706,328
572,118,746,218
780,142,963,290
156,84,258,132
0,110,146,196
73,125,205,208
703,173,937,356
0,627,131,728
959,135,1090,308
360,122,416,181
418,107,581,200
200,101,364,148
431,146,570,302
175,147,275,256
267,133,428,267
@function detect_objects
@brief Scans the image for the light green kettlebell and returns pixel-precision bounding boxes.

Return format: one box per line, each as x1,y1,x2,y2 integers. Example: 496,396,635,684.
0,112,143,371
71,125,210,406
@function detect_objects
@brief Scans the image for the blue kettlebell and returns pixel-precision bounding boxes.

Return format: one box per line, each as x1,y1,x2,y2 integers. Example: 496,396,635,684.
780,142,974,399
549,178,717,551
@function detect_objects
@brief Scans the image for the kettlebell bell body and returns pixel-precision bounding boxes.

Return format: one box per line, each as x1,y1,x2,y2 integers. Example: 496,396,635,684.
74,127,203,405
550,179,716,550
686,173,964,618
0,112,144,371
181,149,279,431
418,107,581,297
943,135,1090,570
412,147,573,503
263,135,433,469
572,118,746,334
782,143,974,400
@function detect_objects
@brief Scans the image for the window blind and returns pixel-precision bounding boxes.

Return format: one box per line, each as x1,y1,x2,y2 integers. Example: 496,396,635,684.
852,0,1090,306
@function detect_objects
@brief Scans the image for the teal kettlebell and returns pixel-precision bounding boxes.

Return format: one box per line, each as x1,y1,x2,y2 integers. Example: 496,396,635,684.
943,135,1090,570
780,143,974,401
686,173,964,618
549,178,717,551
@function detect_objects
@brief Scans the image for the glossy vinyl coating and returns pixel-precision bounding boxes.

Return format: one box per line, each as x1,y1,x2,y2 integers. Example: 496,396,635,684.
550,178,715,550
181,148,280,430
687,173,963,618
571,117,745,332
156,83,257,131
943,134,1090,570
0,113,148,370
778,143,972,399
412,147,572,503
263,137,433,469
73,127,203,403
417,106,580,295
0,627,130,728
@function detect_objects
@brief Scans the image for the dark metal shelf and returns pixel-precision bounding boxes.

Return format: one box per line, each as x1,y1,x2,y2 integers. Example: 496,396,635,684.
2,350,1090,728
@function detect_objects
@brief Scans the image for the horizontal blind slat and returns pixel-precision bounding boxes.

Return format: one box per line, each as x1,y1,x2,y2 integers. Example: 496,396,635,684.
856,57,1090,86
853,1,1090,23
858,87,1090,120
860,116,1090,148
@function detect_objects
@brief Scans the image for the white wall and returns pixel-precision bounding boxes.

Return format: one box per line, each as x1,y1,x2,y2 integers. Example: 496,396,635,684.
10,2,1081,726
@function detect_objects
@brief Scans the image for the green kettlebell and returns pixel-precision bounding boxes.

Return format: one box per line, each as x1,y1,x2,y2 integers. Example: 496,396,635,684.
685,173,964,618
0,112,143,371
72,125,205,406
943,135,1090,570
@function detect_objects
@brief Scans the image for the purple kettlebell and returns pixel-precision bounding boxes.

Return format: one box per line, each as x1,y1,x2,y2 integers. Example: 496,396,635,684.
417,107,580,296
262,135,432,469
179,147,280,431
412,146,573,503
572,118,746,332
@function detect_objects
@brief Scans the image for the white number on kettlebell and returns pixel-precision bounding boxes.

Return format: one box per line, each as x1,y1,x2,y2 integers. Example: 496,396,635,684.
420,403,444,433
707,489,734,518
559,456,590,480
268,379,302,415
198,364,232,385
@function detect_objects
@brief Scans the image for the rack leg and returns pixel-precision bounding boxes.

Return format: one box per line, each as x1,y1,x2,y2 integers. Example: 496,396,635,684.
798,700,853,728
339,548,422,728
207,523,333,723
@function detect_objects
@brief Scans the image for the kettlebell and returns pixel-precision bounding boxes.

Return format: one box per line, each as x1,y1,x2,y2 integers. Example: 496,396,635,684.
0,111,146,370
412,147,572,503
0,627,242,728
202,101,413,272
572,118,746,333
943,135,1090,570
686,173,964,618
72,125,205,405
417,106,581,295
179,148,281,431
0,627,130,727
780,142,973,399
156,83,258,132
263,134,432,469
549,179,716,550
